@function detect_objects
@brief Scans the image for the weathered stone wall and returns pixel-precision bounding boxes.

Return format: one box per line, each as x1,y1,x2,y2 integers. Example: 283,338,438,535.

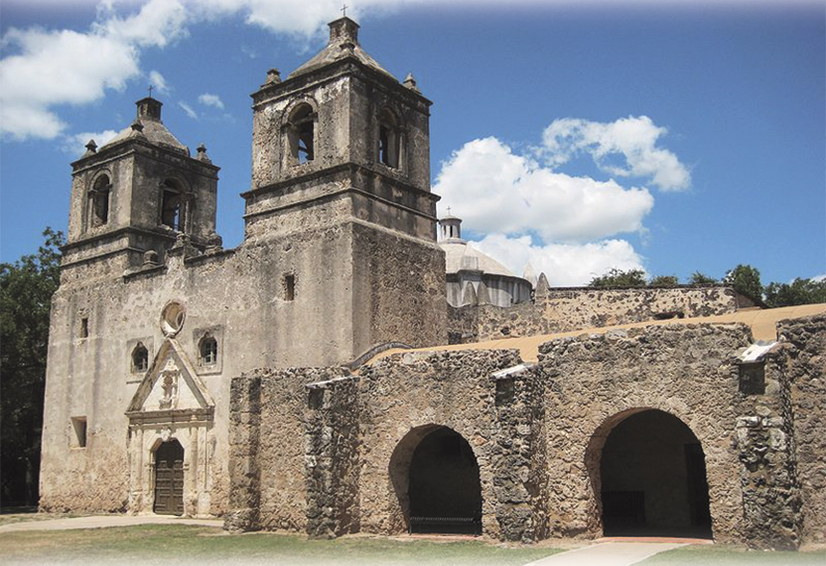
356,350,534,540
778,314,826,545
229,350,547,541
449,287,747,343
225,319,824,548
538,323,781,546
304,374,361,538
351,222,447,353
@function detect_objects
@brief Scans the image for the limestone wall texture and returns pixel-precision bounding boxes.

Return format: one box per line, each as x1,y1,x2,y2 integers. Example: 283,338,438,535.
778,314,826,545
226,318,824,549
449,286,749,344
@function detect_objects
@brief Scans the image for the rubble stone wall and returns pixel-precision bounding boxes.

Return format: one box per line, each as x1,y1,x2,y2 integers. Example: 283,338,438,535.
538,323,760,545
779,314,826,545
449,287,746,343
224,319,823,549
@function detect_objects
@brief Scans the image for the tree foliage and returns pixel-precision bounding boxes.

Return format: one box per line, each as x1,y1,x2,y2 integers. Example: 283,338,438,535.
688,271,719,286
1,228,64,507
764,278,826,308
649,275,679,288
724,264,763,302
589,268,647,288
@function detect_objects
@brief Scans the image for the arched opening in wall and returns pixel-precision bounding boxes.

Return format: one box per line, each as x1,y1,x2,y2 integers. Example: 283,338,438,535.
198,334,218,366
153,439,184,516
161,179,185,231
287,103,315,164
378,108,400,168
131,342,149,373
390,425,482,535
90,175,111,227
595,409,712,538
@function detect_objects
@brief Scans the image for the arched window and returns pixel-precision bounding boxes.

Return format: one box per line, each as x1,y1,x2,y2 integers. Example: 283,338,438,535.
199,334,218,366
132,342,149,373
90,175,111,227
287,103,315,165
161,179,185,231
378,108,400,169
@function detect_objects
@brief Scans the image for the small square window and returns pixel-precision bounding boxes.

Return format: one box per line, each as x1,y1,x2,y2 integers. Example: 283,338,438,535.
71,417,87,448
308,388,324,410
739,362,766,395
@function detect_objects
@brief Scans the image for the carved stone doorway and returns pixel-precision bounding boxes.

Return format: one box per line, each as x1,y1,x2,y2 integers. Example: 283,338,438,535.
154,439,184,516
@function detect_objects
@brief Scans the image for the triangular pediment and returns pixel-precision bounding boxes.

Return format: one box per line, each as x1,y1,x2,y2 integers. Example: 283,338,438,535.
127,338,214,414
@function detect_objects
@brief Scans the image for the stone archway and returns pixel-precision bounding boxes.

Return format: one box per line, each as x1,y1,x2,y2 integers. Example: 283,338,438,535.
154,439,184,516
389,425,482,534
588,409,712,538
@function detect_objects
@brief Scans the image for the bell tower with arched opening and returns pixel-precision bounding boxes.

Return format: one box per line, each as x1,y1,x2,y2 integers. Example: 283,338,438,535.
244,17,446,356
64,97,221,277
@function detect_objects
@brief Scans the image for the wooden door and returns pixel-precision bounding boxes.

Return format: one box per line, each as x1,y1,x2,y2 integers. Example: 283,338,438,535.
154,440,184,515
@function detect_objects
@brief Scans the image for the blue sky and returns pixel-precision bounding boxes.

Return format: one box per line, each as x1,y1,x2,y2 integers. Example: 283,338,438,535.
1,0,823,286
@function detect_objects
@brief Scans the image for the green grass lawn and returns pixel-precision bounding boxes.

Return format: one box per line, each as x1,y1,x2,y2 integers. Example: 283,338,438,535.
638,544,826,566
0,524,561,566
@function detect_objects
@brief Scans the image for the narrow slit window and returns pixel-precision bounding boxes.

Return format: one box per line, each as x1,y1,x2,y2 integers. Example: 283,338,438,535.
284,274,296,301
71,417,87,448
80,317,89,339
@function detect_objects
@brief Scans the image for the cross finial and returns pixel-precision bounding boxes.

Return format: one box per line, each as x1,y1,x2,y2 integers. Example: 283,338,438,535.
148,85,154,99
341,3,348,17
447,206,452,215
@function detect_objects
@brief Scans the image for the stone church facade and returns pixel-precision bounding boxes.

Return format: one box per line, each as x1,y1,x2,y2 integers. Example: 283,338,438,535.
40,17,824,551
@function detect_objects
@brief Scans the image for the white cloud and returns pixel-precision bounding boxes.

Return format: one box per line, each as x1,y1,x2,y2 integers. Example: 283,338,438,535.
198,93,225,109
62,129,119,156
178,101,198,119
148,70,170,94
473,233,645,287
95,0,188,48
542,116,691,191
0,0,187,141
434,137,654,243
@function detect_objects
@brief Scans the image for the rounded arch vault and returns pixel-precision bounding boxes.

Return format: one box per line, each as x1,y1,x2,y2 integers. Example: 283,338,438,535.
587,408,712,538
389,425,482,535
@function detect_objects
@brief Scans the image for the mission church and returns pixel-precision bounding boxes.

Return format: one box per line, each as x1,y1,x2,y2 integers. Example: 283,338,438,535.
40,17,825,550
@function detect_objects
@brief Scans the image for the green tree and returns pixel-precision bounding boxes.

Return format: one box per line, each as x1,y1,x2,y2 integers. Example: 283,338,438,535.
764,277,826,307
1,228,64,507
589,268,647,288
724,264,763,302
649,275,679,288
688,271,719,286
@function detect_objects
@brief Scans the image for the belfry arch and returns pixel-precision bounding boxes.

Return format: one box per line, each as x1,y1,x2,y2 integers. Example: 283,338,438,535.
587,409,712,538
389,425,482,535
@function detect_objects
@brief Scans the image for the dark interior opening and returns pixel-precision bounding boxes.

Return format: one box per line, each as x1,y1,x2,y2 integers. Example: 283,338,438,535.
408,426,482,535
600,410,712,538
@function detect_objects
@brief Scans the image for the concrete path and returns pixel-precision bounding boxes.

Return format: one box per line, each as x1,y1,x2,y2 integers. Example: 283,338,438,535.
524,541,686,566
0,515,223,533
